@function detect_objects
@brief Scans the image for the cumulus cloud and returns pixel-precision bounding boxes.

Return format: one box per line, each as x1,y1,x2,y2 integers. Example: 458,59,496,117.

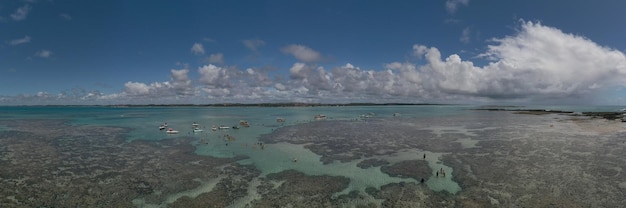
123,69,194,97
35,50,52,58
446,0,469,14
262,21,626,103
4,20,625,105
412,44,428,58
191,43,205,55
207,53,224,65
281,44,322,62
11,4,31,21
197,64,277,99
393,21,626,101
8,36,31,45
243,39,265,52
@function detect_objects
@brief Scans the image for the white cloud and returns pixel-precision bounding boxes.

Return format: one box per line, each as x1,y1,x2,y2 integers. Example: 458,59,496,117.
11,4,31,21
445,0,469,14
243,39,265,52
191,43,205,55
412,44,428,58
60,13,72,20
123,69,194,97
35,50,52,58
8,36,31,45
4,20,625,105
123,82,151,95
198,64,232,89
281,44,322,62
416,21,626,99
460,27,471,43
207,53,224,65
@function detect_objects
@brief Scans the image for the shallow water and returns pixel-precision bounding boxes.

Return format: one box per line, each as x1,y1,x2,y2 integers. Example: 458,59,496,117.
2,105,626,207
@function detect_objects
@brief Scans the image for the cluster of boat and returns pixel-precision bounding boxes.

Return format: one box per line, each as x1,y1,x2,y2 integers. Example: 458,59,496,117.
158,123,179,134
158,120,252,134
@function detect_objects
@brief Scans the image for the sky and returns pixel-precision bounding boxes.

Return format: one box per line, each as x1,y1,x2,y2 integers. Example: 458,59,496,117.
2,0,626,105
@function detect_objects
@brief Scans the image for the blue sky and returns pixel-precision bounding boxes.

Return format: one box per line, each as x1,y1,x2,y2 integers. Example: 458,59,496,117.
2,0,626,105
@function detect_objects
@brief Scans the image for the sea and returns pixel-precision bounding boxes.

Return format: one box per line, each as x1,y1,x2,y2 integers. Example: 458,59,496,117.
1,104,626,207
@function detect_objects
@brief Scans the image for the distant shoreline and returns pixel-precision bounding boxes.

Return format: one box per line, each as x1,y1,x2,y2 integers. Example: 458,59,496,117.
3,103,457,108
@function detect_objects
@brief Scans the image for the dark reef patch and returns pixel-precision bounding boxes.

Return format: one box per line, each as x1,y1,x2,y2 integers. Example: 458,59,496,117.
251,169,350,207
0,119,256,207
380,160,431,181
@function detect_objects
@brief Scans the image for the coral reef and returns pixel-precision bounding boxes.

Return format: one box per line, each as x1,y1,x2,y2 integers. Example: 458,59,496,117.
251,170,350,207
0,119,255,207
380,160,431,181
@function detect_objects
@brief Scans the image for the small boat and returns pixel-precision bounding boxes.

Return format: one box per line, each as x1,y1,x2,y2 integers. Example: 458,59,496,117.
314,114,327,120
393,113,401,117
239,120,249,127
192,122,199,128
218,126,230,130
193,128,204,133
159,122,168,130
211,125,218,131
276,117,285,122
232,126,240,129
165,128,179,134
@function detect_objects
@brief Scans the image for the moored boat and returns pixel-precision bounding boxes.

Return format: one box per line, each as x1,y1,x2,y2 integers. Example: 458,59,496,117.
239,120,250,127
165,128,179,134
314,114,327,120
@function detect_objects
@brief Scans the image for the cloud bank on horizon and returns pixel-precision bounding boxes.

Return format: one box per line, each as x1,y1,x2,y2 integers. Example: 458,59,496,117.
2,1,626,105
4,21,624,105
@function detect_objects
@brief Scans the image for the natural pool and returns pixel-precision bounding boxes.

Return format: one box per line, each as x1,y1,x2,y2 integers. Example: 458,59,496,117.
1,105,626,207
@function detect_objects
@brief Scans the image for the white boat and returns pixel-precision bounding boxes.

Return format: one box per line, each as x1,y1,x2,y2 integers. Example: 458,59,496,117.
314,114,327,120
159,122,168,130
211,125,218,131
218,126,230,130
192,122,199,127
165,128,179,134
193,128,203,133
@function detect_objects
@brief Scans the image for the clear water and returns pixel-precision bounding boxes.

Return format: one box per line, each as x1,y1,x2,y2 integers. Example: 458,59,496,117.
2,104,622,206
0,105,467,192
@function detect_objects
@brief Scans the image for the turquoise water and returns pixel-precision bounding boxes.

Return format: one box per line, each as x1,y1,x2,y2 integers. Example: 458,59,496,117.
1,104,621,203
3,104,626,207
0,105,467,195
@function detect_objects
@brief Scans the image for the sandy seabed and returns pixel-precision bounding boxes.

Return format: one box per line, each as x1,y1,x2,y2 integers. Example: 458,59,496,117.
1,111,626,207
